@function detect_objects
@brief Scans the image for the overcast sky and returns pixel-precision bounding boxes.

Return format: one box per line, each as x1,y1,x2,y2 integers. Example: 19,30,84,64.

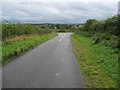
1,0,119,24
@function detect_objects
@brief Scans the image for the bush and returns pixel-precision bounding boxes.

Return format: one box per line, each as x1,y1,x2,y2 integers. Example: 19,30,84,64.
2,21,54,40
76,15,119,49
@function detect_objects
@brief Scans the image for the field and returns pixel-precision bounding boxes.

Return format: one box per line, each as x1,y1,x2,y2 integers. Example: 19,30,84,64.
71,34,118,88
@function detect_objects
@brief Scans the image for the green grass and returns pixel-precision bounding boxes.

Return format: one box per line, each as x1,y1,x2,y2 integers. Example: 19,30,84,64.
71,34,118,88
2,33,58,65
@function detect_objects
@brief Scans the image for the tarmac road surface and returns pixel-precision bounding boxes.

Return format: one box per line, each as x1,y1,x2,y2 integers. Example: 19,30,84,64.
3,33,84,88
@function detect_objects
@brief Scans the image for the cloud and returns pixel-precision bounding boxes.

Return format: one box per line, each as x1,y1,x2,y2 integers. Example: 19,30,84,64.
2,0,120,2
1,1,118,23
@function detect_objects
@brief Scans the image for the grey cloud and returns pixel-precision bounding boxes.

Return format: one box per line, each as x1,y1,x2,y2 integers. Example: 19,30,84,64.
1,2,118,23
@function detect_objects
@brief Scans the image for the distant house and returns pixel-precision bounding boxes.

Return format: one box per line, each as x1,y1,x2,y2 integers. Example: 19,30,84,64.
54,27,57,29
75,24,84,28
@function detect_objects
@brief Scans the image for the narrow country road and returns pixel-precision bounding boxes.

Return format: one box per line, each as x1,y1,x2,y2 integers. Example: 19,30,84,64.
3,33,84,88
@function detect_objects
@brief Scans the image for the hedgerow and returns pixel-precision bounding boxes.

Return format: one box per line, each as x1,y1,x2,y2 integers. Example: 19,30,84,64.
2,20,54,40
75,15,119,49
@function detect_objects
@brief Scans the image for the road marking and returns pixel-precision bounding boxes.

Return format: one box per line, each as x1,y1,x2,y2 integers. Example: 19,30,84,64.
59,39,62,42
59,33,65,42
60,58,64,61
55,73,60,76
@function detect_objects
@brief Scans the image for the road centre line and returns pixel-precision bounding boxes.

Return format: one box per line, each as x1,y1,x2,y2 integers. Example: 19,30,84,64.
59,34,65,42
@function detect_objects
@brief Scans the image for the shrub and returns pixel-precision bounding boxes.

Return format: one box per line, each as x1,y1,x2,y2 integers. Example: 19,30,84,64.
76,15,119,49
2,21,54,40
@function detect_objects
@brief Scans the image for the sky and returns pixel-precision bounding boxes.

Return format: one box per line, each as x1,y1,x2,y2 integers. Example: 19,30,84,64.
1,0,119,24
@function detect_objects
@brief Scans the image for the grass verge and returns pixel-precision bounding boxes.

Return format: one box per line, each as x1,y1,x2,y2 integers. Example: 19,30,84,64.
2,33,58,65
71,34,118,88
